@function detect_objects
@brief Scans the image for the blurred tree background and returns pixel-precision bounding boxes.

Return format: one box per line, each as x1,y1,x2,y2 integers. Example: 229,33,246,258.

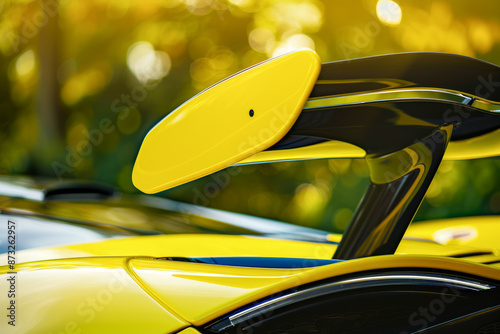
1,0,500,233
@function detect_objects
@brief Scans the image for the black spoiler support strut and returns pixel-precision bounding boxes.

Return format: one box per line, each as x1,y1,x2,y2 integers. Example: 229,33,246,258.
333,125,452,259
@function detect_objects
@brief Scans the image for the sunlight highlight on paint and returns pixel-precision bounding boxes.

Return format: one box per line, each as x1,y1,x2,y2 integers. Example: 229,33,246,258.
376,0,402,26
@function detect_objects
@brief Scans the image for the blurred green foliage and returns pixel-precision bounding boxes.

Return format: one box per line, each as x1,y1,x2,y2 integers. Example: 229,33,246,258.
1,0,500,233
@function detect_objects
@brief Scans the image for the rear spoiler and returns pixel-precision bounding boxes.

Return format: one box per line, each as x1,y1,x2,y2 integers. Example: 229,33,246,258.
133,49,500,260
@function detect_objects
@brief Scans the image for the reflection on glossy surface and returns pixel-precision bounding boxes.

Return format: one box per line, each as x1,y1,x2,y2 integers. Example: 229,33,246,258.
1,195,261,236
219,272,492,332
407,216,500,251
0,258,187,333
0,180,44,201
305,87,476,110
240,140,366,164
125,255,500,326
310,53,500,101
0,213,131,252
16,234,337,263
335,126,452,259
176,328,203,334
0,178,335,254
445,127,500,160
129,258,303,325
14,227,499,265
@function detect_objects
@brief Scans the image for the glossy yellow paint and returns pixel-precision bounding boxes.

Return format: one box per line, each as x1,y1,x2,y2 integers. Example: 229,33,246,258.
175,328,202,334
330,231,494,256
129,258,308,326
15,234,337,263
0,257,188,334
128,254,500,326
230,126,500,166
3,231,500,331
133,49,321,193
445,128,500,160
240,140,366,164
233,118,500,166
406,216,500,251
15,228,497,265
239,125,500,164
397,239,494,256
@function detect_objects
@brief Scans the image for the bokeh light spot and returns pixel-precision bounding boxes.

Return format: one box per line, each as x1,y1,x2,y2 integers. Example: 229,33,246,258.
468,19,494,53
248,28,275,53
190,58,215,82
127,41,171,84
15,50,35,77
376,0,402,26
272,34,315,57
186,0,213,15
228,0,252,7
290,183,328,223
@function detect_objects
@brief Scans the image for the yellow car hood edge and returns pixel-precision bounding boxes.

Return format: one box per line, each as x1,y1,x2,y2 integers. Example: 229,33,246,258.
126,254,500,326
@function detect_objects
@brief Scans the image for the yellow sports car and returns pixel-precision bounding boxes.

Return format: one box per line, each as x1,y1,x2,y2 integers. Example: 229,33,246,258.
2,49,500,334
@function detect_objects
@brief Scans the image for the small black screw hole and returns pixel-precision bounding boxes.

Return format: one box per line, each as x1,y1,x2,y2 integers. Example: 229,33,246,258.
249,109,254,117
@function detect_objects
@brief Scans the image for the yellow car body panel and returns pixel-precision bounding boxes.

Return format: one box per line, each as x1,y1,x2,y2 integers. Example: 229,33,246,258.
240,140,366,164
127,255,500,326
3,253,499,331
0,257,188,334
128,258,312,326
445,128,500,160
14,226,497,265
2,214,500,332
176,328,202,334
132,49,320,193
406,216,500,251
15,234,337,263
239,121,500,163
